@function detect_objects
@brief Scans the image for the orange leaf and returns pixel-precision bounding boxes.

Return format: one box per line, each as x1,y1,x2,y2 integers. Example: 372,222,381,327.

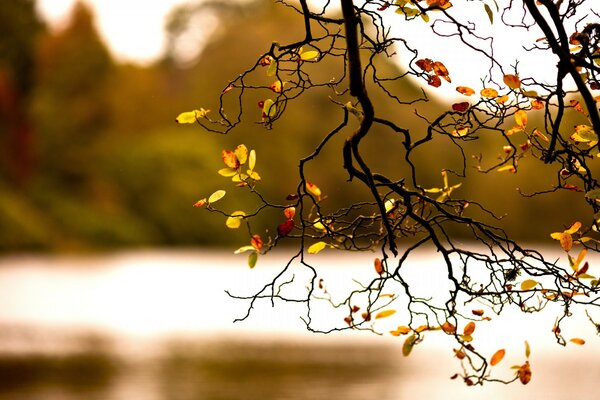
560,232,574,252
222,150,240,169
495,94,510,104
391,326,411,335
193,198,207,208
283,207,296,220
566,221,582,234
375,309,396,319
570,338,586,345
531,99,544,110
463,321,476,336
490,349,506,366
503,74,521,89
374,257,384,275
416,58,434,72
456,86,475,96
428,75,442,87
433,61,451,82
472,309,484,316
441,321,456,334
251,234,264,250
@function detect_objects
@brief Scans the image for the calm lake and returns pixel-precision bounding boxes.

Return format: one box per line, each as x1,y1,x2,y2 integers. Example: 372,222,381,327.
0,250,598,399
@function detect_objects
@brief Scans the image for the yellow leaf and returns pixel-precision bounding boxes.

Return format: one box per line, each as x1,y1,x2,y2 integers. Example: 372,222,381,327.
262,99,276,118
503,74,521,89
375,309,397,319
175,108,209,124
306,181,322,198
218,168,237,177
533,128,549,142
248,150,256,171
566,221,582,234
308,241,328,254
208,190,226,204
266,59,278,77
490,349,506,366
452,127,469,137
520,279,538,290
300,50,319,61
226,211,246,229
514,109,528,127
234,144,248,165
497,165,516,173
248,252,258,269
480,87,498,98
570,338,586,345
525,340,531,358
234,245,255,254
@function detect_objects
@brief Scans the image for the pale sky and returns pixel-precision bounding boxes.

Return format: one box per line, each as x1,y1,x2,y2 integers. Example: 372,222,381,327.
36,0,191,63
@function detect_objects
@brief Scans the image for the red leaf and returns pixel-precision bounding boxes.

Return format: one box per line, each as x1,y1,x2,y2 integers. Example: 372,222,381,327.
452,102,470,112
428,75,442,87
416,58,434,72
277,220,295,237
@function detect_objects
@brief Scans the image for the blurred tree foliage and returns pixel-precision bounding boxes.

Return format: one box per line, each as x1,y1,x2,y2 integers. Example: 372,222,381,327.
0,0,588,252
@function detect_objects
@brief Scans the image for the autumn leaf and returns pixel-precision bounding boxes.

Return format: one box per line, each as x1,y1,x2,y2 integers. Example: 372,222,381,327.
570,338,585,345
308,241,328,254
472,309,484,316
517,361,532,385
520,279,538,290
550,222,581,252
193,198,207,208
452,102,470,112
503,74,521,89
374,257,384,275
175,108,209,124
433,61,451,82
208,190,226,204
428,75,442,87
514,109,528,128
300,49,319,61
222,150,240,169
248,252,258,268
234,144,249,165
490,349,506,366
277,219,295,237
402,334,417,357
531,99,544,109
441,321,456,334
284,207,296,219
390,326,411,336
456,86,475,96
525,340,531,358
480,87,499,98
262,99,277,118
375,309,396,319
497,165,516,173
451,127,469,137
269,80,286,93
416,58,434,72
226,211,246,229
306,181,322,198
463,321,476,336
495,94,509,104
251,234,264,250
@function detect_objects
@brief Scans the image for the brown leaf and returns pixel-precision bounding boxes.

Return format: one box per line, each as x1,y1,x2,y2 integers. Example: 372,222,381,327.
472,309,484,316
518,361,532,385
416,58,434,72
433,61,451,82
441,321,456,334
428,75,442,87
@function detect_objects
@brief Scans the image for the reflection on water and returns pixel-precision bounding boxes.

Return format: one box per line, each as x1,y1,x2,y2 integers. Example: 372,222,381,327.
0,250,598,399
0,335,399,400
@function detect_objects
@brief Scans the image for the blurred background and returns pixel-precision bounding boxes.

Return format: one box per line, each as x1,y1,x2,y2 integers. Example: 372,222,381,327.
0,0,597,399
